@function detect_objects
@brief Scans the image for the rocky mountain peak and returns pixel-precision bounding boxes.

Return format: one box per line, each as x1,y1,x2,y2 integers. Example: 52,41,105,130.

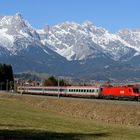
43,25,50,33
0,13,41,55
15,12,23,18
82,20,93,27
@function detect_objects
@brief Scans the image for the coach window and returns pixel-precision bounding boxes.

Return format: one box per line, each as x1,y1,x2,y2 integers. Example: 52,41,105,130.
92,89,94,92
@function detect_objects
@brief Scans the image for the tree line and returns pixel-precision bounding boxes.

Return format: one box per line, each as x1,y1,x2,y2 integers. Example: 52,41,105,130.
0,64,14,90
43,76,71,86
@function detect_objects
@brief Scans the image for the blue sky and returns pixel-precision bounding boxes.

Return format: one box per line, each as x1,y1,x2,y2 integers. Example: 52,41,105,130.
0,0,140,32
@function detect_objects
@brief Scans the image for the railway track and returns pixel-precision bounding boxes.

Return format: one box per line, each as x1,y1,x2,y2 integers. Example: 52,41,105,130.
0,91,140,106
4,91,140,106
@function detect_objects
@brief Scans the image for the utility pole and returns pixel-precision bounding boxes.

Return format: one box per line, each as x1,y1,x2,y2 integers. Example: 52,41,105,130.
58,77,60,98
6,80,8,92
14,80,16,93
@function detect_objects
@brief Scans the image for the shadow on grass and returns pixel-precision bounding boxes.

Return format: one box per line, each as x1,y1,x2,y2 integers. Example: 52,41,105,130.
0,129,110,140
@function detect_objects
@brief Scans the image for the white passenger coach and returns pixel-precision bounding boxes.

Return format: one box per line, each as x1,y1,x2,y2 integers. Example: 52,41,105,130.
17,86,100,97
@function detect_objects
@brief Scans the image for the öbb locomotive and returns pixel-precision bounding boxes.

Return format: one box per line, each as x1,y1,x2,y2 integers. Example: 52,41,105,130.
17,85,140,101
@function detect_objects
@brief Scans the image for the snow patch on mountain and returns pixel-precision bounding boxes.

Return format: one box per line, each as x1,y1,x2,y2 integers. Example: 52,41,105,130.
118,29,140,52
36,29,46,34
0,28,14,50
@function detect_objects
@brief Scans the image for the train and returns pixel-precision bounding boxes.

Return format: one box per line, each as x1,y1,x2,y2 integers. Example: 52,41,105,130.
17,85,140,101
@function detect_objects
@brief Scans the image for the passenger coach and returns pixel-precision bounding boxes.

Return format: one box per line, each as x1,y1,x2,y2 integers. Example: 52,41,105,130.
17,86,101,97
65,86,100,97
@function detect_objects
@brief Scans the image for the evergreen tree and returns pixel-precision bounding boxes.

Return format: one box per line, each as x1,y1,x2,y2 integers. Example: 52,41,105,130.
43,76,71,86
43,76,57,86
0,64,14,90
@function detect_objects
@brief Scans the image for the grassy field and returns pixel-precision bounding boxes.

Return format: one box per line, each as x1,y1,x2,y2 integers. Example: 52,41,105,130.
0,93,140,140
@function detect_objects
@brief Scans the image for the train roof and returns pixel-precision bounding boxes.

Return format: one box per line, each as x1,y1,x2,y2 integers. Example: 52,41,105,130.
18,85,100,88
102,85,138,88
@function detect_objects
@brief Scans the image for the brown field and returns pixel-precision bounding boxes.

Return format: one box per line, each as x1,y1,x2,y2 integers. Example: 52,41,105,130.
1,92,140,127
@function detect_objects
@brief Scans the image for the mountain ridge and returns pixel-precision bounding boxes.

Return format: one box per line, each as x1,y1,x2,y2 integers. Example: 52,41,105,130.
1,13,140,80
38,20,140,62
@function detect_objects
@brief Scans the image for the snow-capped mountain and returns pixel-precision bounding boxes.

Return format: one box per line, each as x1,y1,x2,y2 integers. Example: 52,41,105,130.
1,13,140,80
0,13,43,55
0,13,139,62
0,13,68,73
39,20,138,61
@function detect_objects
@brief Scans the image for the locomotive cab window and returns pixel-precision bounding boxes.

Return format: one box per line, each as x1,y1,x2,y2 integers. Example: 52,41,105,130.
133,88,139,93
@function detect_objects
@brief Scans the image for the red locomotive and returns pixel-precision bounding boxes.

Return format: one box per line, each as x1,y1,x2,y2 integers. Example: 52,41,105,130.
100,85,140,100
